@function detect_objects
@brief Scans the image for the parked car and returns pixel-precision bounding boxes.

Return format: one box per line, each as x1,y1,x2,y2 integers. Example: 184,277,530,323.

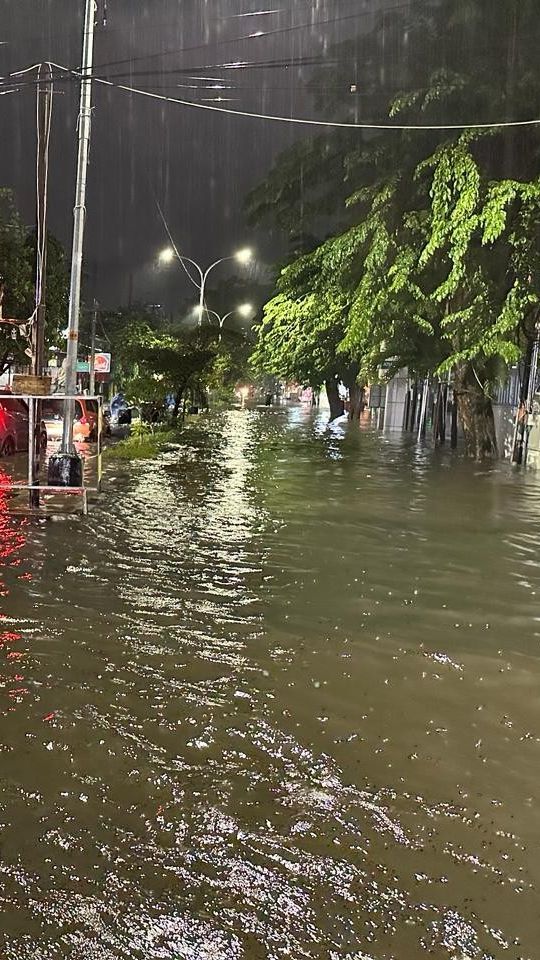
41,398,100,443
0,394,47,457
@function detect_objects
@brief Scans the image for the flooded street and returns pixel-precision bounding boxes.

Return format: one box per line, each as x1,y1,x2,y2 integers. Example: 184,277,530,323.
0,407,539,959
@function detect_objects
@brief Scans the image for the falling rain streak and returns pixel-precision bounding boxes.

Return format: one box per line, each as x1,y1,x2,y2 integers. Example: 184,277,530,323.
0,0,380,309
1,1,540,958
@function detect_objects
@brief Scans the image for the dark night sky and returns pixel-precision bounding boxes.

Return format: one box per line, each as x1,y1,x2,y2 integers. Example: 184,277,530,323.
0,0,375,311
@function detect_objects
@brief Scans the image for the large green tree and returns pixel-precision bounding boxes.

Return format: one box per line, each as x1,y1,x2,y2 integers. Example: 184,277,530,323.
96,305,217,417
247,0,540,457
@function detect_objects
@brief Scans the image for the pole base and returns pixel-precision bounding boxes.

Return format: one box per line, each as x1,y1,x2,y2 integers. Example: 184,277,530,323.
47,453,83,488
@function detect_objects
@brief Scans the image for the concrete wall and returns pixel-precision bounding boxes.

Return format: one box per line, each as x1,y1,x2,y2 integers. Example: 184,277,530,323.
493,404,516,460
527,395,540,469
377,369,522,460
383,369,409,432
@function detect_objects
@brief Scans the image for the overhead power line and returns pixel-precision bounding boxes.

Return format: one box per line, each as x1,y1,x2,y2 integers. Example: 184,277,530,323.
0,53,360,91
88,9,400,73
4,61,540,133
48,62,540,132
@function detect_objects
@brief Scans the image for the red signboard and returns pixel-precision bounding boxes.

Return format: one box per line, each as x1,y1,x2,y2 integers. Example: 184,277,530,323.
92,353,111,374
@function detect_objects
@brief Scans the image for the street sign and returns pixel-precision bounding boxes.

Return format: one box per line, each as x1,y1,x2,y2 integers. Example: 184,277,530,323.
76,360,90,373
92,352,111,374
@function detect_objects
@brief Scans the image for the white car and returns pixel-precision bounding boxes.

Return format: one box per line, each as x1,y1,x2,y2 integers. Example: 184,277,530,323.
41,398,100,443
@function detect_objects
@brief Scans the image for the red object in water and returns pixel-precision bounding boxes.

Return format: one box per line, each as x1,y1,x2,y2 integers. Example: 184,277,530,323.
42,711,56,722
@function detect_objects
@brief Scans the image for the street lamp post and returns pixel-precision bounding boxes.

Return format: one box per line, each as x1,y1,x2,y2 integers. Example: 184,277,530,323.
159,247,253,327
205,304,254,342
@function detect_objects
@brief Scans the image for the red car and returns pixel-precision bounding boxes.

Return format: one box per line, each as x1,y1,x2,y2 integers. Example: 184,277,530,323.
0,395,47,457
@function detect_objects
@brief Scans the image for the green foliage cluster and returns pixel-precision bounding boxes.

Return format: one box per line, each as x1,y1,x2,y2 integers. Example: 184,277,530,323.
104,425,179,461
248,0,540,453
98,306,217,413
103,273,269,411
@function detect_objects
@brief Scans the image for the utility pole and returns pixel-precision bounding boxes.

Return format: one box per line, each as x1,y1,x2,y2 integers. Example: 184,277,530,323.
32,63,53,379
89,299,97,395
29,63,54,509
49,0,96,486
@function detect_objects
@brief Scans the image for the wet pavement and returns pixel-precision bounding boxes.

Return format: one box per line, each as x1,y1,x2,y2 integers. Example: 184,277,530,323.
0,407,538,959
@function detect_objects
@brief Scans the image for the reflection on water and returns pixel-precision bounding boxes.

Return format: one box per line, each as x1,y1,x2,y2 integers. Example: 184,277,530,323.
0,408,539,958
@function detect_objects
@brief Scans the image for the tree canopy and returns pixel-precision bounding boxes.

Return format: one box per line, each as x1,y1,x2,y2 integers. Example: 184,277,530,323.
247,0,540,455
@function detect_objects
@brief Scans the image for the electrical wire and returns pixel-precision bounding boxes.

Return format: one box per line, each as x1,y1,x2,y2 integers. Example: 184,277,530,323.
88,8,403,73
5,60,540,132
96,56,353,79
0,63,54,343
154,196,201,291
8,63,44,78
0,0,356,44
98,316,111,345
0,52,371,94
66,66,540,131
93,0,535,78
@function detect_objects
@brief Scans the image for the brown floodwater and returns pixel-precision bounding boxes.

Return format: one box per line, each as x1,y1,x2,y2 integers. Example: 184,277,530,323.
0,407,539,959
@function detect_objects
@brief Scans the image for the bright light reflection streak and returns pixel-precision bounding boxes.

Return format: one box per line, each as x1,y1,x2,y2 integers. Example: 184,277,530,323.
203,412,257,544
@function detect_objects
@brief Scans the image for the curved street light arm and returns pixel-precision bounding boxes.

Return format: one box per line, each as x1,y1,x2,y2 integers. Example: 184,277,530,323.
198,258,233,327
202,308,235,328
172,251,203,290
202,256,234,286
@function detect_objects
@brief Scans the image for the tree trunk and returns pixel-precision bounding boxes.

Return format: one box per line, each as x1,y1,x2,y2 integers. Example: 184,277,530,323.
348,381,366,421
172,389,183,421
325,378,344,421
454,363,498,460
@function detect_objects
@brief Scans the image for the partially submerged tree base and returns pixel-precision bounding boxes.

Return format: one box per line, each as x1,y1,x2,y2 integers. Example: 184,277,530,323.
325,378,344,421
455,365,498,460
347,381,366,421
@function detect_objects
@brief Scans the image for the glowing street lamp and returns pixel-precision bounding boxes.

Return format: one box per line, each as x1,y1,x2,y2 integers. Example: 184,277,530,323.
159,247,176,265
158,245,254,326
234,248,253,266
204,302,254,341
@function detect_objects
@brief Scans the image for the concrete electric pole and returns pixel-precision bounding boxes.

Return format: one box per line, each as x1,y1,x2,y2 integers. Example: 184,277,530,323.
49,0,96,487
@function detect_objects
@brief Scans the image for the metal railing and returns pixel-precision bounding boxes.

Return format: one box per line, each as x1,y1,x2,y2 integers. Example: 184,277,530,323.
0,394,103,515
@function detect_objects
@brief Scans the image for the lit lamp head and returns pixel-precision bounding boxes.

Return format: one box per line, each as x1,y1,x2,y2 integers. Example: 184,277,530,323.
159,247,176,265
235,248,253,266
238,303,254,319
